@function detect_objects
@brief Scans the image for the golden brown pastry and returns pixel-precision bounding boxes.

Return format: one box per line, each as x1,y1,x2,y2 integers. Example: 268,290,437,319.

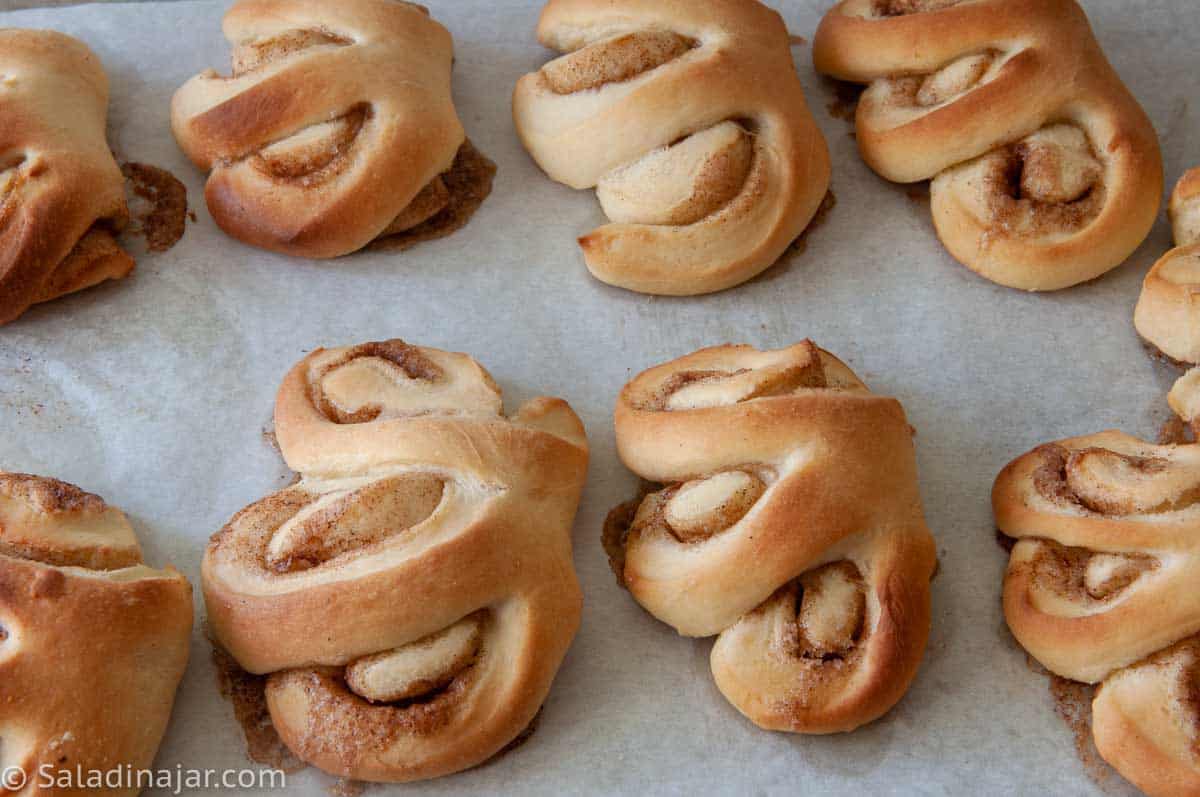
604,342,936,732
1135,168,1200,363
171,0,485,258
203,340,588,782
0,30,133,326
994,372,1200,797
0,473,193,797
813,0,1162,291
512,0,831,296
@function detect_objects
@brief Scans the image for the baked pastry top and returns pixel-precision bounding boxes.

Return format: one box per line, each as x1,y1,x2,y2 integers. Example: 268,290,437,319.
0,30,132,326
813,0,1163,291
172,0,486,258
1136,168,1200,364
203,340,588,782
604,341,936,732
0,473,193,797
994,372,1200,797
513,0,831,296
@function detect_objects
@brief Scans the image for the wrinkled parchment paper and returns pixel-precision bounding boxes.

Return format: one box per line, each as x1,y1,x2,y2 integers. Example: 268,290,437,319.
0,0,1196,793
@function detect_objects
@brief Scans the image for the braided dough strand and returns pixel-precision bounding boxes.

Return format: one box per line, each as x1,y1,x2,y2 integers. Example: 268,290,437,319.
1135,168,1200,364
994,372,1200,796
171,0,466,258
813,0,1162,291
609,342,936,732
0,30,132,325
203,341,588,782
513,0,831,296
0,474,193,797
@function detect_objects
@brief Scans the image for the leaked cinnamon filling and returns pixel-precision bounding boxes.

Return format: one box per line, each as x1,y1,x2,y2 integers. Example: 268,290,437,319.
265,473,445,573
378,176,450,237
542,31,697,95
1029,540,1157,602
231,29,353,76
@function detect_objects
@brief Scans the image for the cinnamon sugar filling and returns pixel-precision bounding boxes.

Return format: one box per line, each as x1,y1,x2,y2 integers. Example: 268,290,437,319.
978,125,1105,235
309,341,444,424
231,29,353,76
542,31,697,95
874,0,962,15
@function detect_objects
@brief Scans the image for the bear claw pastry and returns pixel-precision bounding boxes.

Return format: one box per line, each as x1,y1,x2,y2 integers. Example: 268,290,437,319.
0,30,133,326
513,0,832,296
171,0,488,258
813,0,1163,291
203,340,588,782
604,341,936,732
994,372,1200,797
0,473,193,797
1135,168,1200,364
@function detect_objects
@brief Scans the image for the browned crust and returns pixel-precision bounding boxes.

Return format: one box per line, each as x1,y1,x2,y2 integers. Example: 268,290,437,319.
0,474,193,797
608,342,936,733
0,30,131,325
994,423,1200,792
513,0,831,295
202,341,588,782
812,0,1163,290
171,0,474,258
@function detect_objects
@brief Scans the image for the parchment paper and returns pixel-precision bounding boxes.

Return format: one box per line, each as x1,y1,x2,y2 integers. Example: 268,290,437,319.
0,1,1195,794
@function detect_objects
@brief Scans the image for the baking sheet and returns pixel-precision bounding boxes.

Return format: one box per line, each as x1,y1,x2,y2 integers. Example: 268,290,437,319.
0,0,1196,793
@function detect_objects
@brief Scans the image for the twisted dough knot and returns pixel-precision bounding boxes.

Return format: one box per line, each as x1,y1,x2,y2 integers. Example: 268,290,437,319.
512,0,831,296
0,30,132,326
813,0,1163,291
203,340,588,782
0,473,192,797
1136,168,1200,364
605,342,936,733
994,372,1200,796
171,0,469,258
